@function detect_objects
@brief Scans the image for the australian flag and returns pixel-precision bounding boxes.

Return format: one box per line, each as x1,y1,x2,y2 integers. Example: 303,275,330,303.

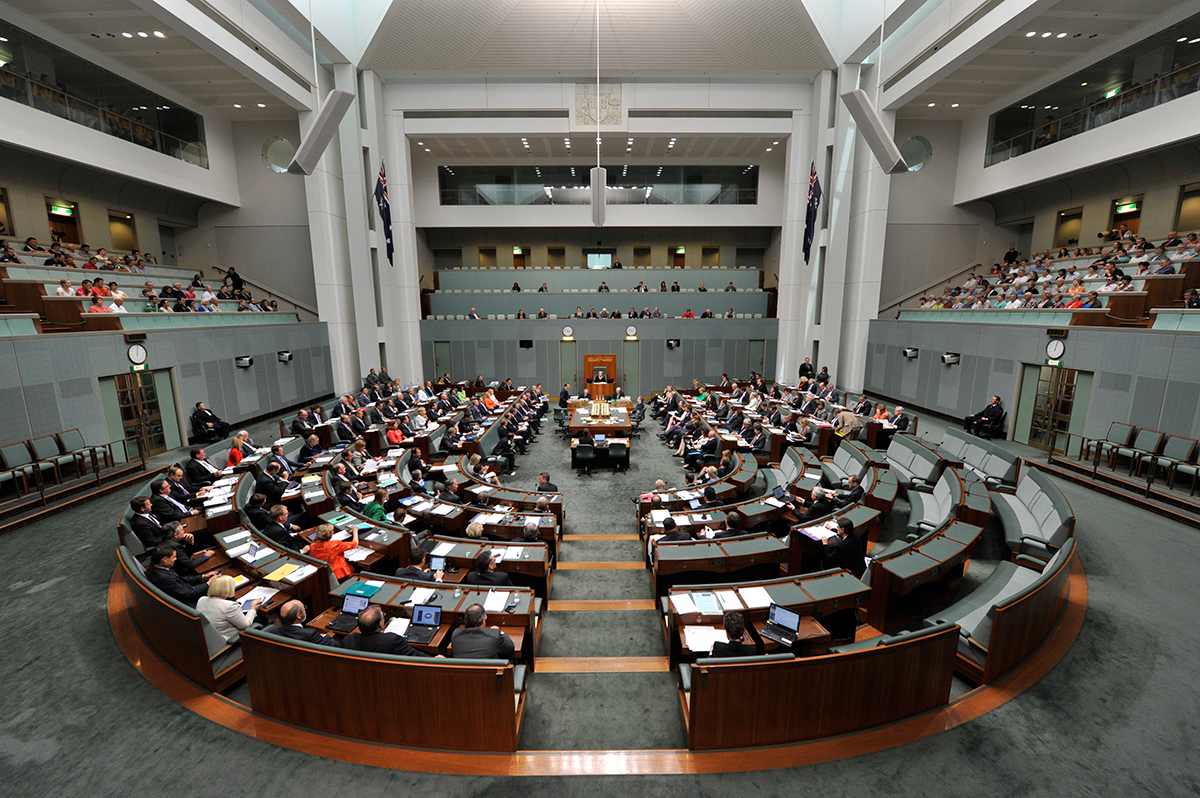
802,161,822,264
374,161,394,266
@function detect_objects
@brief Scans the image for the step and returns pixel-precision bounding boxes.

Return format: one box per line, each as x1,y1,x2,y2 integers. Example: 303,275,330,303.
556,561,644,570
536,656,669,673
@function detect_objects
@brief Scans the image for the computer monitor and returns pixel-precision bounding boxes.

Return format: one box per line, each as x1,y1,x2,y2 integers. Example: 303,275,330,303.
767,603,800,632
412,604,442,627
341,594,369,615
593,366,607,382
594,433,606,443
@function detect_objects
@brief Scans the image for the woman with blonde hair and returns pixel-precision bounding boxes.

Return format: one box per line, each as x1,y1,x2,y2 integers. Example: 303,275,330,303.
226,433,247,468
410,406,429,432
465,521,485,539
196,575,260,642
872,403,889,420
308,523,359,580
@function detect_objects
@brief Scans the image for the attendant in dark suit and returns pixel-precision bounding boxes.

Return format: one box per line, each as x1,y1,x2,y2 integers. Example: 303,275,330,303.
964,396,1003,436
709,611,765,657
559,382,571,408
340,606,432,657
536,472,558,492
290,409,315,436
146,546,216,608
451,604,515,659
191,402,229,438
150,479,199,523
395,548,445,583
268,600,341,646
463,550,513,586
823,518,866,579
183,447,223,487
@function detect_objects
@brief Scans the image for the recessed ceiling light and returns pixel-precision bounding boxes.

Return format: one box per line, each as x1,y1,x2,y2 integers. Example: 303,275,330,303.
1179,37,1188,42
951,103,959,108
233,103,241,108
424,148,431,152
122,32,133,38
1044,105,1051,109
1191,38,1200,44
927,102,935,107
256,103,265,107
772,141,779,145
765,147,772,152
1041,32,1051,38
1081,82,1088,86
1056,32,1066,38
154,31,165,38
0,36,8,42
417,141,423,145
137,31,148,37
1026,31,1036,37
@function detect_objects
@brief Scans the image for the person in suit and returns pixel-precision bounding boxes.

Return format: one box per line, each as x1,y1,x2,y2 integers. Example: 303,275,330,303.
146,546,217,608
150,479,199,523
341,606,433,657
890,406,910,432
559,382,571,408
798,358,814,381
267,444,302,480
964,396,1003,436
851,395,872,416
298,434,324,464
492,432,517,476
128,497,171,549
748,424,769,452
834,474,865,508
463,550,514,586
290,409,315,436
712,509,745,539
254,462,288,505
244,493,271,530
267,600,341,646
260,504,308,552
191,402,229,439
797,486,836,522
709,611,764,658
183,447,223,488
451,603,515,660
537,472,558,492
166,466,209,507
685,430,720,470
657,516,695,544
700,486,725,511
438,478,464,505
335,414,357,443
823,518,866,579
395,547,444,583
349,409,370,438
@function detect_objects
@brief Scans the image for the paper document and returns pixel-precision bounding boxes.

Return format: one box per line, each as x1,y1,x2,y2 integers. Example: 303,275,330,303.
692,592,721,615
332,530,352,541
411,501,434,513
431,503,455,516
343,547,373,562
683,625,727,653
490,548,506,563
716,590,743,611
764,497,785,508
669,593,698,615
739,586,774,609
483,590,510,612
206,504,233,516
239,585,279,608
213,476,238,488
284,564,317,583
224,530,251,543
231,574,249,587
263,563,300,582
803,525,838,541
226,543,251,558
385,617,411,636
409,587,437,604
365,580,385,588
649,509,670,523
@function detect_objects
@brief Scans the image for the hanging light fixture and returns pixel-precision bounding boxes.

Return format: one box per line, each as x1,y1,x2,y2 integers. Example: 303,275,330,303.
590,0,607,227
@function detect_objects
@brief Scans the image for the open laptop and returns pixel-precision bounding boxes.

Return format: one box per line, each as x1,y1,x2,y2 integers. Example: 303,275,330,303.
594,433,606,444
404,604,442,645
773,485,788,502
326,594,370,632
759,603,802,646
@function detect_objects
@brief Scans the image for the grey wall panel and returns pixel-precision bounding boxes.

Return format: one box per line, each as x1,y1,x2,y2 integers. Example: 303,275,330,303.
1130,378,1167,430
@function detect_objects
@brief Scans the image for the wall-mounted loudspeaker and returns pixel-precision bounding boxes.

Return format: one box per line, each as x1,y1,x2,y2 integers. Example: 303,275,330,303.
235,356,254,369
902,347,918,359
840,89,909,174
288,90,356,175
941,353,960,365
590,166,607,227
277,351,293,363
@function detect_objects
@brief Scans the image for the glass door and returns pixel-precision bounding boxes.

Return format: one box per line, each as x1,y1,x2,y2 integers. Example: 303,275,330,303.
1028,365,1077,453
115,371,167,458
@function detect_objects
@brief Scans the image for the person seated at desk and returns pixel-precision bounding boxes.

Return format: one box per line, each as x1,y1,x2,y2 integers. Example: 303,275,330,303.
822,518,866,579
683,430,719,470
341,606,433,657
261,504,310,553
464,521,496,543
700,309,714,318
146,546,218,608
362,488,389,521
254,461,289,506
467,454,501,487
335,415,357,443
708,611,765,658
585,308,598,319
451,604,515,660
438,478,464,505
197,575,261,642
267,444,303,480
350,409,370,438
395,547,444,583
657,516,696,544
850,394,871,416
712,509,744,539
492,431,518,476
333,461,369,495
522,518,541,542
537,308,548,319
871,402,889,420
409,468,432,495
156,521,213,575
795,486,835,522
268,600,340,646
166,465,210,507
225,432,250,469
150,478,199,524
191,401,230,439
184,447,224,488
244,493,271,530
308,523,359,581
700,486,725,511
384,420,406,447
464,550,513,586
834,475,864,508
345,439,376,474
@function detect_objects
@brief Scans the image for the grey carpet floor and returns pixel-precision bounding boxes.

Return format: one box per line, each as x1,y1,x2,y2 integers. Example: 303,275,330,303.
2,407,1198,796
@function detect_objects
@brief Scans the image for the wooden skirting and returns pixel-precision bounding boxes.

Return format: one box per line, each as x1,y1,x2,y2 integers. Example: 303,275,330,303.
108,556,1087,775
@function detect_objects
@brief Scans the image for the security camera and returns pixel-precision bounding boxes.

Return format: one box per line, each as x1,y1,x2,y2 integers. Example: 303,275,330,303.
941,353,960,366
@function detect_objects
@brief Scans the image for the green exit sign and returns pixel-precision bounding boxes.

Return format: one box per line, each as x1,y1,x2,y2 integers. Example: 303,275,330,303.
1115,202,1138,213
1046,359,1062,367
130,364,147,372
1104,88,1120,99
50,205,74,216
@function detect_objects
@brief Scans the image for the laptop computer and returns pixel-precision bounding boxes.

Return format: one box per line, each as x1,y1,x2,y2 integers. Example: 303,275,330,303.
326,594,370,633
404,604,442,645
594,433,606,444
773,485,788,502
759,603,802,646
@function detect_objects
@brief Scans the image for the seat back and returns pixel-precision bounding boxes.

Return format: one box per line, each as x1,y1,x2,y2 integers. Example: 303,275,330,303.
0,442,32,469
1162,435,1197,462
28,435,61,462
1106,422,1136,446
1131,428,1163,453
609,442,628,459
58,428,87,452
576,443,595,460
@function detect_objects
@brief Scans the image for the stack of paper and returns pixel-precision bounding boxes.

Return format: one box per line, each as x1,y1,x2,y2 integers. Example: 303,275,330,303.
343,547,373,562
739,586,774,608
692,592,721,615
409,587,437,604
224,530,251,544
432,542,457,557
649,508,670,524
669,593,698,615
283,564,317,583
683,625,727,653
239,585,279,608
490,548,507,563
431,504,454,516
385,616,411,636
483,591,510,612
716,590,743,610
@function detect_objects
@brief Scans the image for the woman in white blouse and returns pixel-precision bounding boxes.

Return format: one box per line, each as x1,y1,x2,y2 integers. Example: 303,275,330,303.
409,406,429,431
196,575,260,642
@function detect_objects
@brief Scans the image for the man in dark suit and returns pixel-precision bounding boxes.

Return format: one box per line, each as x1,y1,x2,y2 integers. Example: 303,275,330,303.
244,494,271,530
685,430,720,469
340,606,432,657
851,395,872,416
798,358,814,381
799,396,820,416
268,600,341,646
559,382,571,408
191,402,229,438
834,474,865,508
823,518,866,578
438,478,464,505
964,396,1003,436
129,497,171,549
657,516,695,543
492,433,517,476
350,409,370,437
255,462,288,505
463,550,514,586
709,611,763,658
537,472,558,492
267,444,302,480
700,486,725,511
146,546,216,607
890,406,910,432
450,603,515,659
395,548,444,583
336,414,358,442
713,399,731,421
183,447,223,487
150,479,199,523
290,409,315,436
166,466,209,507
335,396,357,419
797,486,836,522
260,504,306,552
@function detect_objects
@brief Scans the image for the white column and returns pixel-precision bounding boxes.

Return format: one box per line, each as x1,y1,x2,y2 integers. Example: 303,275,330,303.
775,106,813,384
381,104,425,386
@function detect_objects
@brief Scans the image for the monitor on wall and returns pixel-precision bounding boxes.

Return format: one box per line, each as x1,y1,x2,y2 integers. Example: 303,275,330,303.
587,253,612,269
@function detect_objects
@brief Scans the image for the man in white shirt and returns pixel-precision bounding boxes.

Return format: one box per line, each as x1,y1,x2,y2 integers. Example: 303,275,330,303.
109,297,128,313
201,285,217,303
1005,294,1025,309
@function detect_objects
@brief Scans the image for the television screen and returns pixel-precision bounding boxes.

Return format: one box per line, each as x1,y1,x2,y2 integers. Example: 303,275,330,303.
593,367,607,382
587,253,612,269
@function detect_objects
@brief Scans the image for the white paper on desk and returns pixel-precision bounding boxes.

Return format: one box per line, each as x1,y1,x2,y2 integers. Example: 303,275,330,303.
401,513,418,527
716,590,743,611
329,529,351,541
385,617,411,636
803,525,838,541
668,514,689,527
301,474,322,484
344,547,373,562
226,543,251,558
483,591,509,612
213,476,238,488
412,501,434,513
669,593,698,615
224,530,251,543
739,586,774,609
649,509,669,523
240,585,279,607
700,528,717,540
431,503,454,516
763,496,785,508
469,484,494,494
804,470,823,480
365,580,385,588
386,449,406,459
284,564,317,583
303,492,325,502
282,488,300,499
683,625,727,653
231,574,249,587
409,587,437,604
490,548,507,563
203,493,229,506
431,541,457,558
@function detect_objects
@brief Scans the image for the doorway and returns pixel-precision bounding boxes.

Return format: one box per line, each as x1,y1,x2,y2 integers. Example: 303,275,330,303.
158,225,178,265
1054,209,1083,248
513,247,527,268
99,369,179,460
560,340,577,391
1110,196,1142,235
672,247,686,268
46,199,80,245
1015,364,1093,454
622,339,640,399
433,341,453,380
747,339,765,376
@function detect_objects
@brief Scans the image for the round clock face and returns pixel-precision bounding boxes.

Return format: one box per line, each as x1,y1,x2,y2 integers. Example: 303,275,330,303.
1046,339,1065,359
127,344,148,365
562,325,574,337
626,325,637,337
